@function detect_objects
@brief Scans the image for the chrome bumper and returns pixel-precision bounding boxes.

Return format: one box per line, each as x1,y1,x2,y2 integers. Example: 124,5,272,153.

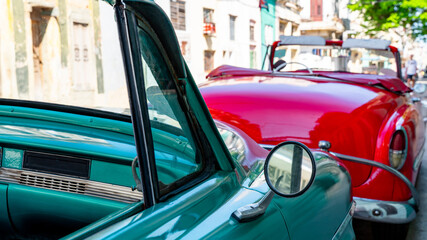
353,197,417,224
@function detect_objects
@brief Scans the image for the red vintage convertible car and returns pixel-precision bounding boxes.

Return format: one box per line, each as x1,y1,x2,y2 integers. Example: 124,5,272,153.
199,36,425,228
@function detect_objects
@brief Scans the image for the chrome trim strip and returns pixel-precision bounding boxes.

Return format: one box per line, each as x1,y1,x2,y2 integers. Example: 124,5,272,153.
0,168,142,203
258,144,275,150
332,201,356,240
353,197,417,224
330,152,419,211
413,147,425,170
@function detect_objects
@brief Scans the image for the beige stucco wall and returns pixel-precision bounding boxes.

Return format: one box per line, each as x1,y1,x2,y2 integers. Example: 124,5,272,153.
0,0,18,98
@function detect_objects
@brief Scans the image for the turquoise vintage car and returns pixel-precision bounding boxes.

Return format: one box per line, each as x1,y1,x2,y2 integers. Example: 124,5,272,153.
0,0,354,239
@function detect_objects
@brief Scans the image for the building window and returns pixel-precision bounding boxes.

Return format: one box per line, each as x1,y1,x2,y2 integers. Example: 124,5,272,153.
204,50,215,72
310,0,322,21
249,20,255,41
250,45,256,68
279,21,298,36
170,0,186,30
203,8,214,23
72,22,93,90
264,24,273,45
180,41,187,56
279,20,287,36
291,24,298,36
229,15,236,40
203,8,216,36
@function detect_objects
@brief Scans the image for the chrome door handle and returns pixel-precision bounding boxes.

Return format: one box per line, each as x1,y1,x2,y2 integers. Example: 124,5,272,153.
232,190,275,222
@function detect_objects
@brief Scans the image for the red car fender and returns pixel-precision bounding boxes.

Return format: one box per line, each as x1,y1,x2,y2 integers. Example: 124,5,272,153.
354,101,424,201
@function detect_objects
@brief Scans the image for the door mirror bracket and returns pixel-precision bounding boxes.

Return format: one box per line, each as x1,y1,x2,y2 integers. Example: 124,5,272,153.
231,141,316,223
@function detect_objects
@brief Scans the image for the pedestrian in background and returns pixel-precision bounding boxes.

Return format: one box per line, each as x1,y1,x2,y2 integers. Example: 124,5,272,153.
402,63,407,81
406,54,418,88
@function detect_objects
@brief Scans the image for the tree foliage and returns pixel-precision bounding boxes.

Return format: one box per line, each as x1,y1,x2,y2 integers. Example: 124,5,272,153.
348,0,427,39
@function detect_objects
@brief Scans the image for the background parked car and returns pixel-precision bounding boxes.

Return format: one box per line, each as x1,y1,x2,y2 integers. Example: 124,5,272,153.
200,36,425,238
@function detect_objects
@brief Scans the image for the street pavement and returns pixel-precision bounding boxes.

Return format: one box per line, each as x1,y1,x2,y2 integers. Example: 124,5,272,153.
406,130,427,240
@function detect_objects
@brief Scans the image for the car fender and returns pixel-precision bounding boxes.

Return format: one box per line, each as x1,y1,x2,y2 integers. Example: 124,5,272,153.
247,150,352,239
354,100,425,201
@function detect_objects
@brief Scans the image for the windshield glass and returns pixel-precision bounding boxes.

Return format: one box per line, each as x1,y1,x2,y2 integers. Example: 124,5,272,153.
0,1,130,115
273,45,397,76
136,21,201,185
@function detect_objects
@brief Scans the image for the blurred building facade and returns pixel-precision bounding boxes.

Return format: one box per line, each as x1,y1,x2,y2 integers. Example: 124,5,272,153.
0,0,100,101
299,0,347,39
0,0,129,109
156,0,368,82
343,2,423,72
155,0,263,83
2,0,421,97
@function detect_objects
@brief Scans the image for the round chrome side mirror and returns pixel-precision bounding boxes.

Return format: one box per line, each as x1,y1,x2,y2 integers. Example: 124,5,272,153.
264,141,316,197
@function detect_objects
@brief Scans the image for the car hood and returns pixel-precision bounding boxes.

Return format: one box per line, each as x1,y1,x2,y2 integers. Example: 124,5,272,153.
200,75,402,187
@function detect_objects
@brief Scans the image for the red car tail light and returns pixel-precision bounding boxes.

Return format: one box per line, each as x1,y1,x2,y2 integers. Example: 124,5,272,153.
389,130,407,170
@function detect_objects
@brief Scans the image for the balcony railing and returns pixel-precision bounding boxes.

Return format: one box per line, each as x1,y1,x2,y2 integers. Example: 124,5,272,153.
203,22,216,36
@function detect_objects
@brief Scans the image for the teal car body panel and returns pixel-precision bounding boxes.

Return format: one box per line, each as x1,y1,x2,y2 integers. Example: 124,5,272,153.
78,172,290,240
0,0,354,239
0,101,354,239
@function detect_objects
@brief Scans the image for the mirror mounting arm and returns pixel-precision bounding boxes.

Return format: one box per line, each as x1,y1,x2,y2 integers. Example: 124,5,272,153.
231,190,275,223
178,78,187,93
331,151,419,211
131,157,143,192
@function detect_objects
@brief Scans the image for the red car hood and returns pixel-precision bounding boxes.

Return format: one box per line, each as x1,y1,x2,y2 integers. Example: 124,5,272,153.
200,75,402,187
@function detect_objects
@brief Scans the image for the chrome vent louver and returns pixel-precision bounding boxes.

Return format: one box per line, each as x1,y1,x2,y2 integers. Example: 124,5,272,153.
0,168,142,203
19,173,86,194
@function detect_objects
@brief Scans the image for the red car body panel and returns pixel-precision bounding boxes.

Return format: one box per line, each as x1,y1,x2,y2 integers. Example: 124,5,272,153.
200,72,425,202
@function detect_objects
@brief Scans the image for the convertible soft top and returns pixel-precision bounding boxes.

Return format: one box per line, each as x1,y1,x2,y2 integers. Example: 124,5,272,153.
206,65,411,94
315,71,410,93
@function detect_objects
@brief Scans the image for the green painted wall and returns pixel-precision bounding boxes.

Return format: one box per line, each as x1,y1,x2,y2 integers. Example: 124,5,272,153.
260,0,276,64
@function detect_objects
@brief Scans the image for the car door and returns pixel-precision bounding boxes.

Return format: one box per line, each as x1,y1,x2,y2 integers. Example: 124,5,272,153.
64,1,290,239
